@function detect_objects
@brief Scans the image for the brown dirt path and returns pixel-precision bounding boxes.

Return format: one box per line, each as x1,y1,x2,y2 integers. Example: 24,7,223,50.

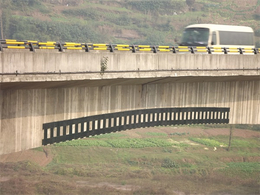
0,147,52,167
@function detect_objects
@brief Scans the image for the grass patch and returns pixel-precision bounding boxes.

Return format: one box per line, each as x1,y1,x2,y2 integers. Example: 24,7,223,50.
54,137,172,148
227,162,260,172
221,162,260,178
189,137,226,147
54,139,111,147
93,133,126,139
231,139,260,148
234,124,260,131
107,138,172,148
173,142,190,148
169,132,189,136
145,132,168,136
213,136,260,148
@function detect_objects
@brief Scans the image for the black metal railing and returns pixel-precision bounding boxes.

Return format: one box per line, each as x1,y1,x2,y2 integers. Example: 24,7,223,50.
42,107,230,145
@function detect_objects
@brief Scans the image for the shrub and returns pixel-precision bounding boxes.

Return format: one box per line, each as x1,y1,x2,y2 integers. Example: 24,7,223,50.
161,158,179,168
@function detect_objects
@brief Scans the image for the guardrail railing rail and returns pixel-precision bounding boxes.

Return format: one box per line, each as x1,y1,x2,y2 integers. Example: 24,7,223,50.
0,39,259,54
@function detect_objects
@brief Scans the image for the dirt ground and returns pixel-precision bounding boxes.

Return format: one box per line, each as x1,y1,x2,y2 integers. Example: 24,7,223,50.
1,126,259,167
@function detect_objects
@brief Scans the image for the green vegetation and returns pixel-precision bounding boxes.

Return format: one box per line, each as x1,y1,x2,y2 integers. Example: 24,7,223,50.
222,162,260,178
0,0,260,46
1,125,260,194
144,132,168,136
170,132,189,136
55,137,173,148
189,137,226,147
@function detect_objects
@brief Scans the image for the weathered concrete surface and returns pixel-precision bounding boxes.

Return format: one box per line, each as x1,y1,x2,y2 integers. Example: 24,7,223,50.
0,50,260,155
1,80,260,155
0,50,260,85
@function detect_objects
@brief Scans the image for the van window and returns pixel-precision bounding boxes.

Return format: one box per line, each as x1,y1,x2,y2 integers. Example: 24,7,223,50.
219,31,254,46
180,28,209,46
211,31,216,45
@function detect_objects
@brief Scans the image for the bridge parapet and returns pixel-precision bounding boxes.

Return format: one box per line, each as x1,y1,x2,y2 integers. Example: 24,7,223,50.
1,50,260,86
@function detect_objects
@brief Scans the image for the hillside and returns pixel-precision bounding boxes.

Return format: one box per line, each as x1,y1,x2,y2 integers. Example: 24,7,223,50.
0,0,260,46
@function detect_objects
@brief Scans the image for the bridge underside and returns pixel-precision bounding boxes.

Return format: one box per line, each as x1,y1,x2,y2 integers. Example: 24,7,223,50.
1,75,259,90
1,77,259,155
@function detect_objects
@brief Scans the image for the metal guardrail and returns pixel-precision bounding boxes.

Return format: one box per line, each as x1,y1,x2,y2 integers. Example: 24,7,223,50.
0,39,259,54
42,107,230,145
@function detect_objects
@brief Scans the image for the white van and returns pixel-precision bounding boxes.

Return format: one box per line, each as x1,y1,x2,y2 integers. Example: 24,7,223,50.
179,24,255,48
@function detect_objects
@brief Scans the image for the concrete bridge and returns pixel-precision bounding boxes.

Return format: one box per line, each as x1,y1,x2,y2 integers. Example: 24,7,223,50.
0,45,260,155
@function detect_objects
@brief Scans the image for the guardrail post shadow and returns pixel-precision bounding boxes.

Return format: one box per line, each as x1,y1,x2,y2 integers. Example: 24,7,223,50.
109,44,114,52
85,44,90,52
207,47,212,54
28,42,35,52
57,42,64,52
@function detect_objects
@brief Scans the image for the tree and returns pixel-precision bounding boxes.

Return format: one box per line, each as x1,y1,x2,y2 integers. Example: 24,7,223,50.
186,0,195,7
1,9,11,39
255,6,260,20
